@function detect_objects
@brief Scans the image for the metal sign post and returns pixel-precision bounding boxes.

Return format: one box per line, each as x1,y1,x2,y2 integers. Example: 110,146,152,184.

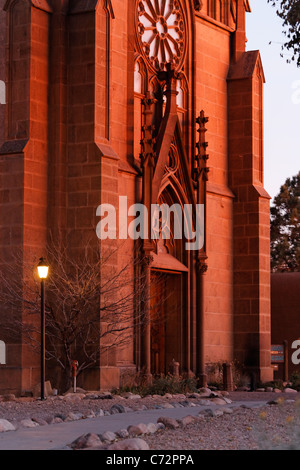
271,342,288,381
71,360,79,393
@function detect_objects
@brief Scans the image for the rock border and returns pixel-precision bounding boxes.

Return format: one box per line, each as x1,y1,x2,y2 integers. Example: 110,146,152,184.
0,385,298,439
0,387,231,433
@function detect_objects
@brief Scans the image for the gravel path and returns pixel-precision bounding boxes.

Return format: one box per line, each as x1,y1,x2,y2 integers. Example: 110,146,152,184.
1,390,300,450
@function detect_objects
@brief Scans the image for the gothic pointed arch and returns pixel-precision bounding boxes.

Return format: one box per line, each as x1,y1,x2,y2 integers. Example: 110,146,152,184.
134,0,196,164
159,128,195,208
136,0,202,382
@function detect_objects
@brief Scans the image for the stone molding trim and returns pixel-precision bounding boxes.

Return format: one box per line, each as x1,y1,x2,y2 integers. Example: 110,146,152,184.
207,182,235,199
4,0,53,13
3,0,115,16
0,139,29,155
251,184,272,201
95,142,120,162
69,0,115,16
227,50,266,83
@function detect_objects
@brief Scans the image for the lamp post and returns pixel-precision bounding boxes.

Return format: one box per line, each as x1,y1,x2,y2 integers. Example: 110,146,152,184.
37,257,49,400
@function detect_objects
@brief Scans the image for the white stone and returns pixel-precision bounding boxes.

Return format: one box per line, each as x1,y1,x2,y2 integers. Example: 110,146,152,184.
100,431,117,442
108,438,150,450
146,422,158,434
283,388,297,393
20,419,39,428
115,429,129,439
128,423,149,436
199,387,212,394
65,412,84,421
157,416,179,429
198,399,211,406
211,397,227,405
71,433,102,449
0,419,16,432
63,393,85,401
123,392,142,399
198,392,211,398
187,392,201,398
53,417,64,423
179,415,196,426
85,393,100,400
212,409,224,417
161,402,174,409
222,407,234,414
222,397,232,404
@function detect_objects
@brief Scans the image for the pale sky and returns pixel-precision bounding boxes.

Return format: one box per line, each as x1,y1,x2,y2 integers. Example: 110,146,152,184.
246,0,300,202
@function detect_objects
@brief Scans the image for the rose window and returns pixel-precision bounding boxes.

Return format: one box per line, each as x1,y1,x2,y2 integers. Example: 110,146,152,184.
137,0,186,72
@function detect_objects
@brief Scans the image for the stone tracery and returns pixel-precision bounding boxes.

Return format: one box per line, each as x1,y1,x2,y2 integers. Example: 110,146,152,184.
136,0,187,72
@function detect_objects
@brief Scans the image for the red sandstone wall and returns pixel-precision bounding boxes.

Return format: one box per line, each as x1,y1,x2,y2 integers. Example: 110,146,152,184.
0,0,50,394
0,0,272,393
227,51,272,382
0,0,5,148
65,1,137,389
194,15,234,365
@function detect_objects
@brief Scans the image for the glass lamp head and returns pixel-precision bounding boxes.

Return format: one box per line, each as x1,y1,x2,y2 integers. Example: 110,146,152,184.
37,258,49,279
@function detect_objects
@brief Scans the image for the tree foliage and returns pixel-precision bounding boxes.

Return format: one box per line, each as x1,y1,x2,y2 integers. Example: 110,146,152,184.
270,172,300,272
268,0,300,66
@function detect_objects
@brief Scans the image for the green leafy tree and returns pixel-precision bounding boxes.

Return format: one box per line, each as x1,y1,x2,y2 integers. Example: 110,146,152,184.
268,0,300,66
270,172,300,271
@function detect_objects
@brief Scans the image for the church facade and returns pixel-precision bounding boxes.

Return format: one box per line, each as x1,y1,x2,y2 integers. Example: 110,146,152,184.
0,0,273,395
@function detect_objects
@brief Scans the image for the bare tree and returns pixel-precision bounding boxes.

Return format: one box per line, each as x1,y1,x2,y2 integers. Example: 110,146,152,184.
0,235,165,391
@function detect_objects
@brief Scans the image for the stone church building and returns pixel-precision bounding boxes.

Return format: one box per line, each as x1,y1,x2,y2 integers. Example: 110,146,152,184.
0,0,273,394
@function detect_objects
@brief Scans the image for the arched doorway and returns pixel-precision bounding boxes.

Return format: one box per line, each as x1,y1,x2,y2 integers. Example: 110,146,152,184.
149,177,190,376
150,269,185,375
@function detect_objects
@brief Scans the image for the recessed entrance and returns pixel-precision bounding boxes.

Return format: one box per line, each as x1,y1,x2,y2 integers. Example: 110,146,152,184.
150,270,183,375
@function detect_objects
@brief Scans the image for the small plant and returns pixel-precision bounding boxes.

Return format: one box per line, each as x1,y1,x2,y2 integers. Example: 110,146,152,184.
205,361,223,388
112,373,198,397
205,359,250,390
143,374,198,396
289,372,300,391
260,380,284,391
111,384,142,395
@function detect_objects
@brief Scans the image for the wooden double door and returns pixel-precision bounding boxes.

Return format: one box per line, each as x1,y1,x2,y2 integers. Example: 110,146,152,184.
150,270,184,375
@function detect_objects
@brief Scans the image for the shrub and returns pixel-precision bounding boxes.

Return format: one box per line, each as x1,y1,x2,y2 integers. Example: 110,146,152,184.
112,373,198,397
289,372,300,391
143,374,198,396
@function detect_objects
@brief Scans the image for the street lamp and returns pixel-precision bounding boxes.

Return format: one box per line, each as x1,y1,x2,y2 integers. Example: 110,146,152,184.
37,257,49,400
